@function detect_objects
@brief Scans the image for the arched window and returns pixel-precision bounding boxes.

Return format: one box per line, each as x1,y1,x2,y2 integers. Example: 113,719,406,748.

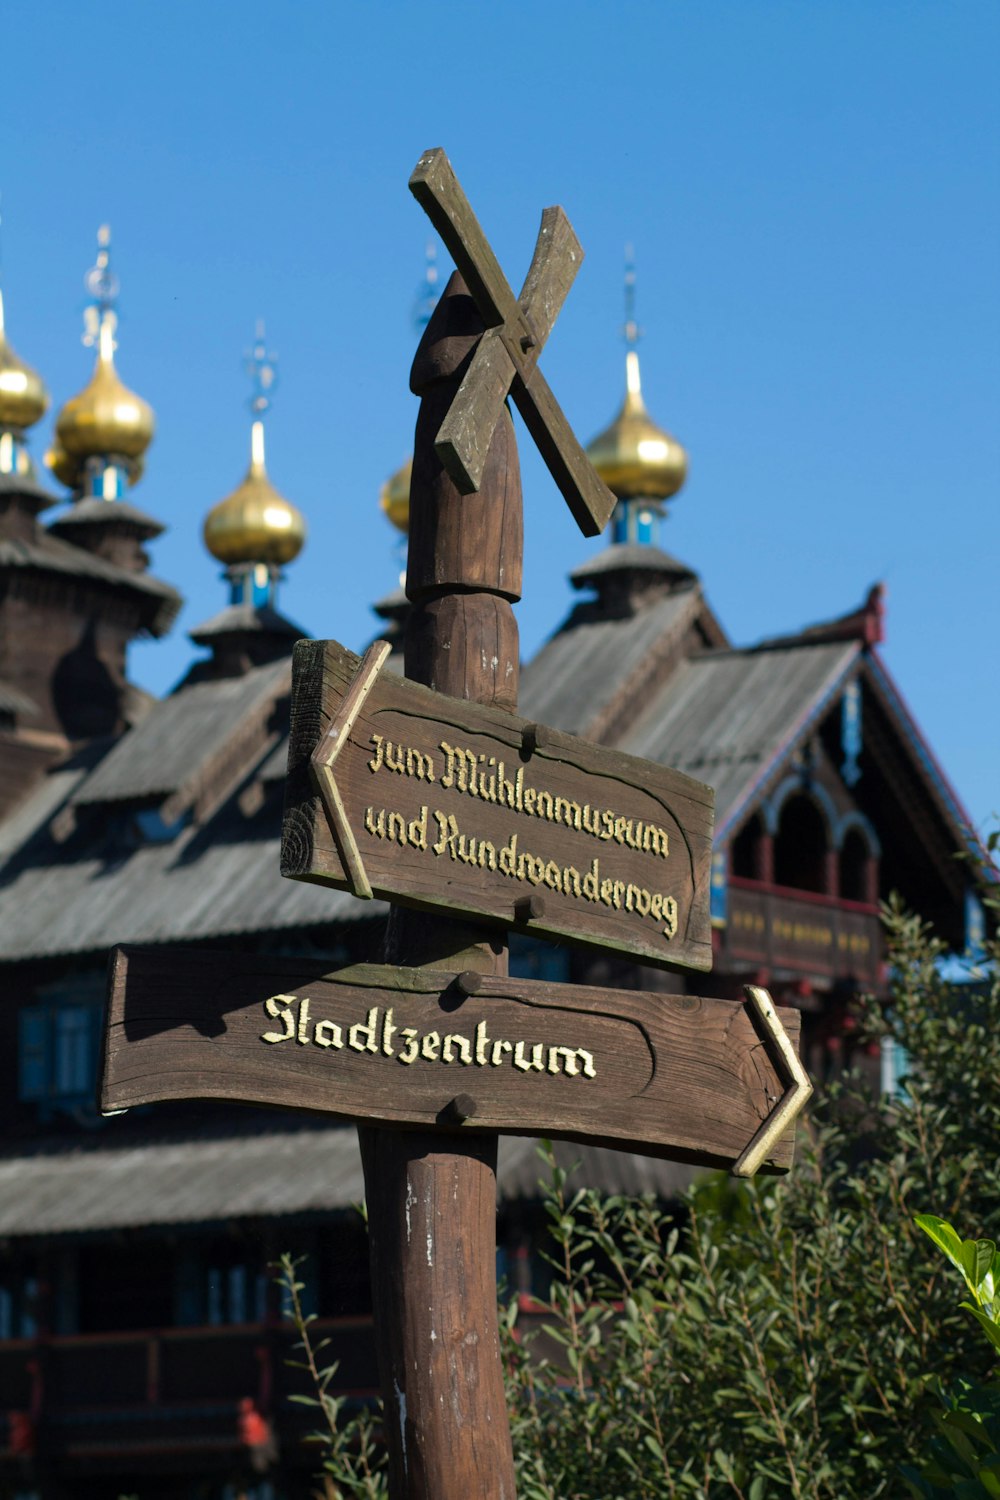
730,813,764,880
773,794,828,893
840,825,874,903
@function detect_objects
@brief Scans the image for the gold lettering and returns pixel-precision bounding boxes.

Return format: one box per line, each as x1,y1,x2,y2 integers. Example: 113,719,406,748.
381,1008,396,1056
643,825,669,858
349,1007,379,1054
261,994,296,1043
491,1039,513,1066
513,1040,545,1072
367,734,385,774
407,747,435,781
475,1020,490,1065
443,1034,472,1064
547,1045,597,1078
297,997,311,1045
314,1019,343,1049
364,806,385,839
398,1028,419,1065
421,1030,440,1061
583,860,600,901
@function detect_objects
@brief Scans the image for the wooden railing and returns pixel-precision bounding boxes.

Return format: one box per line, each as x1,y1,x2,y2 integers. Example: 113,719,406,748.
723,877,883,984
0,1316,379,1469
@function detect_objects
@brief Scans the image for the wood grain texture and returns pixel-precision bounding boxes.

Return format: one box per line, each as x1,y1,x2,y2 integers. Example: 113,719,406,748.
281,636,714,971
374,249,520,1497
101,949,802,1173
359,1127,509,1500
407,376,523,601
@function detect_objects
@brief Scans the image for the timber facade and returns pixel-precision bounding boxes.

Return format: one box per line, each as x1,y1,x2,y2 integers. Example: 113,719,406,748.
0,421,989,1494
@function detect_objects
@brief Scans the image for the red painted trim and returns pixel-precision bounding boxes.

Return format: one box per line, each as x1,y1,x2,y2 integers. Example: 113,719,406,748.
728,874,879,916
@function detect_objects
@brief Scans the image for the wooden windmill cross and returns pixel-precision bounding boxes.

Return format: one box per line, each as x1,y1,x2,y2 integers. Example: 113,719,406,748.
101,149,810,1500
409,147,616,537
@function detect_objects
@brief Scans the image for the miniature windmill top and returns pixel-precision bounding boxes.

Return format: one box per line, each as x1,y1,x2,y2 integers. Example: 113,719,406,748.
409,148,617,538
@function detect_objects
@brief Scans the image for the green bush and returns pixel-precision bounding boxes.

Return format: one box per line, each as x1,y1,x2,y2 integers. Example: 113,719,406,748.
287,895,1000,1497
504,898,1000,1498
899,1215,1000,1498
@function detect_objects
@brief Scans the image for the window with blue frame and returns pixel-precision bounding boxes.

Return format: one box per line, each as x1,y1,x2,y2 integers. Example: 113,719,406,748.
18,974,105,1115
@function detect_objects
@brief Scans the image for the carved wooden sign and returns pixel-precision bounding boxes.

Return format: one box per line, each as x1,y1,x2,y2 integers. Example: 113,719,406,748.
101,947,806,1174
281,638,715,972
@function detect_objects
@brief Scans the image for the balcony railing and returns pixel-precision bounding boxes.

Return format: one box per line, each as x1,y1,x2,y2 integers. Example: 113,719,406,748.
0,1316,378,1472
722,877,883,984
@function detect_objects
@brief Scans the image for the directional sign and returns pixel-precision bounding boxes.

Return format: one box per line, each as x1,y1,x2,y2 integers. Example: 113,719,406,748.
409,148,617,538
281,638,715,972
101,947,809,1174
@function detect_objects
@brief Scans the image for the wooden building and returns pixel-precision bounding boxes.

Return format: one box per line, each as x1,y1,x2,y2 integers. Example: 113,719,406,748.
0,245,987,1494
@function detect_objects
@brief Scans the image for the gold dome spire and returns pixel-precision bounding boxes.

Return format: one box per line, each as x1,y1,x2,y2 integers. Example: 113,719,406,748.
0,289,49,433
55,315,154,464
50,227,154,489
203,418,306,566
586,248,687,505
204,324,306,570
586,349,687,502
380,454,411,533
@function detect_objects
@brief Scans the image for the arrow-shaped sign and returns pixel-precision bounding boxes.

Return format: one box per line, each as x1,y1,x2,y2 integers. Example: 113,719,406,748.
284,636,715,973
102,948,809,1175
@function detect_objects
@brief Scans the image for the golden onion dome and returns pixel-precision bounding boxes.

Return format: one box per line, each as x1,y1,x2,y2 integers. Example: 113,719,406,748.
0,292,49,431
379,455,411,533
44,440,79,489
586,351,687,502
203,420,306,566
54,321,154,463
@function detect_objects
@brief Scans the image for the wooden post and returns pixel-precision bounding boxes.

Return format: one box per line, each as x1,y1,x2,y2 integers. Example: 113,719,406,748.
359,272,520,1499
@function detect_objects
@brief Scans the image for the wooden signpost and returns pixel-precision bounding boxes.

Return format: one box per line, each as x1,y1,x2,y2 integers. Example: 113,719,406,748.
100,149,811,1499
102,947,806,1174
281,636,714,972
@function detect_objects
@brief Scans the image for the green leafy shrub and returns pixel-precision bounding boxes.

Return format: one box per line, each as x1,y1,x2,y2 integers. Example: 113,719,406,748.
899,1216,1000,1498
285,895,999,1497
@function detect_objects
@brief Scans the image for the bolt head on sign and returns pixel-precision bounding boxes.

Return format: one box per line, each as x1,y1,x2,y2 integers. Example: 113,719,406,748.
281,638,715,972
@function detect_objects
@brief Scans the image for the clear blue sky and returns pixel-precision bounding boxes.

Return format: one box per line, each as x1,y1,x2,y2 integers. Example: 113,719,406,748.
3,2,998,835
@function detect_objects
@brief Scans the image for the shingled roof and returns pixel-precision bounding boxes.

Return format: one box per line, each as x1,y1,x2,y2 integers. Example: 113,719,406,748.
71,656,291,808
0,1123,696,1236
619,640,860,837
519,582,711,737
0,527,180,635
0,758,377,963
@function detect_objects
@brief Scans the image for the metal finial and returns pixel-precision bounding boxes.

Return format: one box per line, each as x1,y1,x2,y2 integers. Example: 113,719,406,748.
623,243,640,351
413,240,440,332
83,224,119,353
245,319,278,418
0,194,5,336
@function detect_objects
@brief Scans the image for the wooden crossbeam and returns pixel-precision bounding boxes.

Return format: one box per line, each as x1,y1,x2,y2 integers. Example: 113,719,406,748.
410,148,617,538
